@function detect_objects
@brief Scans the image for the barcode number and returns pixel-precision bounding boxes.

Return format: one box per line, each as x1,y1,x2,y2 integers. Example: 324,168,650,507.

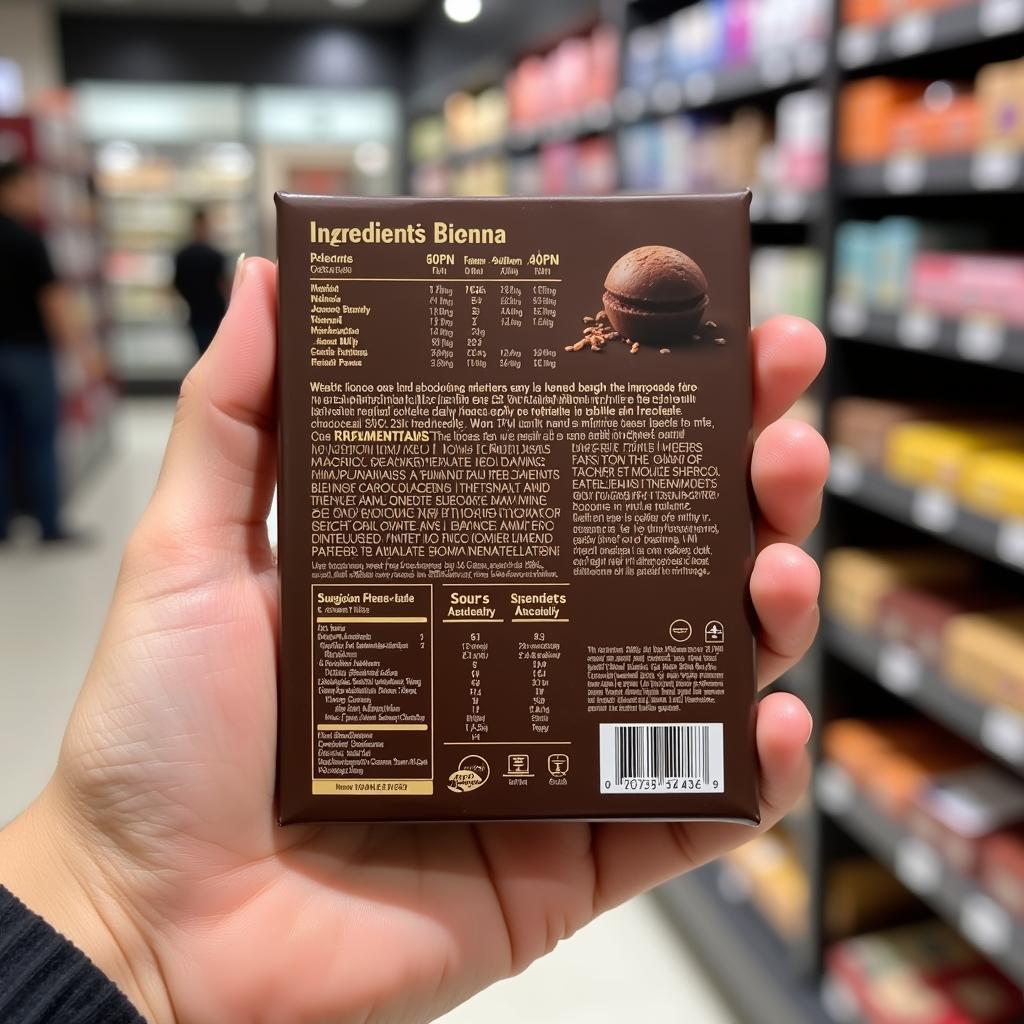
599,723,724,794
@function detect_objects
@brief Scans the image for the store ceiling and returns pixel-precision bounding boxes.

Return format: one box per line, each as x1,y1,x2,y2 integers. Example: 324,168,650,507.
54,0,429,23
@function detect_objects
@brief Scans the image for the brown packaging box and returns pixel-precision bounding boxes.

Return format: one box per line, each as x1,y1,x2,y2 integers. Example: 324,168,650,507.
275,193,758,824
828,397,934,467
944,609,1024,715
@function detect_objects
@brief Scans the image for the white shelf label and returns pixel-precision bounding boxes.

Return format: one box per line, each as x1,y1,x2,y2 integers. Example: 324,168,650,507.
996,519,1024,568
980,0,1024,35
897,307,940,349
885,152,927,194
821,977,860,1024
911,488,957,533
584,101,613,131
817,762,855,813
981,706,1024,766
829,448,866,496
838,24,878,67
614,88,645,123
759,50,792,87
771,190,808,222
878,643,923,696
650,80,684,114
957,314,1006,363
795,39,826,78
830,297,868,336
970,147,1021,190
684,70,715,106
890,12,934,55
961,892,1013,955
895,837,942,894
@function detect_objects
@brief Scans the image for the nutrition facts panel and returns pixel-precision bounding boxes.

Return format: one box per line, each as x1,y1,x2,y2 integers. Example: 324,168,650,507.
311,585,433,795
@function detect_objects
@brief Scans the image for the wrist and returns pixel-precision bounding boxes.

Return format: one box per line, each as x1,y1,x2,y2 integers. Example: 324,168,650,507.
0,785,174,1024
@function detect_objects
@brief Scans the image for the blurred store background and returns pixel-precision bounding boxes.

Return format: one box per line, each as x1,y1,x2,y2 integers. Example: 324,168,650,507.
2,0,1024,1021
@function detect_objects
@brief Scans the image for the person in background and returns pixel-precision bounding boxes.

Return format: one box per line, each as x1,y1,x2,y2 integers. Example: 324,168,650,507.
0,160,98,543
173,207,228,357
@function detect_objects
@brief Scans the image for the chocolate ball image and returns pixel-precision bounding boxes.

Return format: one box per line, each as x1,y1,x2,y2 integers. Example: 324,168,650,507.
602,245,709,346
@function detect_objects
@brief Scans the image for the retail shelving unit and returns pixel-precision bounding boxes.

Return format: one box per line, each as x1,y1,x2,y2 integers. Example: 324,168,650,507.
406,0,1024,1017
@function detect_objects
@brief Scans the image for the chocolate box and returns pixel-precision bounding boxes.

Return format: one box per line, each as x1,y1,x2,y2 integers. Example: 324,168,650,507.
944,609,1024,715
275,192,759,824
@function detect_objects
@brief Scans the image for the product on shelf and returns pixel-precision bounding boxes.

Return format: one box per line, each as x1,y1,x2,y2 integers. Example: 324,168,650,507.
944,610,1024,715
878,584,1012,664
910,253,1024,326
840,78,926,163
824,718,980,817
830,397,938,465
623,0,829,90
751,246,822,323
959,450,1024,518
908,764,1024,875
827,919,1024,1024
823,548,972,633
885,422,1024,491
723,829,809,940
977,59,1024,149
981,827,1024,919
826,857,924,938
840,60,1024,164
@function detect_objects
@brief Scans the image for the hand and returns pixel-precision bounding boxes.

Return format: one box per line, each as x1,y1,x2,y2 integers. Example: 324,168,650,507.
0,258,827,1024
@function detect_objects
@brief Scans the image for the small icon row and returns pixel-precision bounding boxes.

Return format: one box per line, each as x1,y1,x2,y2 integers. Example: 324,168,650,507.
668,619,726,644
503,753,569,778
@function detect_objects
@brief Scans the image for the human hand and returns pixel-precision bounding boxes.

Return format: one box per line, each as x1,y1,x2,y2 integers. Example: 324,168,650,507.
0,258,827,1024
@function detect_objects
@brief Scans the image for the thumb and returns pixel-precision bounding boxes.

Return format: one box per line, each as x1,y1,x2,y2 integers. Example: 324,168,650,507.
143,256,278,563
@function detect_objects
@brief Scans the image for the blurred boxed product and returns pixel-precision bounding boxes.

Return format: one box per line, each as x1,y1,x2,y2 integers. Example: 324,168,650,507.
910,253,1024,326
878,583,1013,664
840,61,1024,163
959,451,1024,519
982,827,1024,919
830,397,939,465
751,247,822,323
827,919,1024,1024
623,0,829,89
823,547,971,633
886,421,1024,491
723,829,809,939
944,609,1024,715
908,764,1024,875
823,718,980,817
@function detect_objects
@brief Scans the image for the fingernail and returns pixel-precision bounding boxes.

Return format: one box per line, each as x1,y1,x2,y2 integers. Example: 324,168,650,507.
231,253,247,298
804,712,814,745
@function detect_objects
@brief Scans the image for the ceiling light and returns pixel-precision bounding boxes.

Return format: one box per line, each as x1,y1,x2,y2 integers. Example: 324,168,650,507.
238,0,270,12
353,140,391,176
329,0,367,8
444,0,482,24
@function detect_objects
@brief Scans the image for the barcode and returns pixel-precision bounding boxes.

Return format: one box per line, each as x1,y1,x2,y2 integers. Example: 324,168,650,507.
599,723,724,794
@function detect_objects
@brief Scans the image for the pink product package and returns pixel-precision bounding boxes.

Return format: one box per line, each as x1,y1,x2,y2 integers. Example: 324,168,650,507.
910,253,1024,325
723,0,752,65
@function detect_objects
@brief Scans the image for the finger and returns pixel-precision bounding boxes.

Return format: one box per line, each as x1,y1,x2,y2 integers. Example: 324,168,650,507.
145,257,277,551
752,418,829,547
751,543,821,688
590,692,812,913
753,315,825,433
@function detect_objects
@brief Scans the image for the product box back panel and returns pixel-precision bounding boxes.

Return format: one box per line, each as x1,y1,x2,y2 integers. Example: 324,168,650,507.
276,193,757,824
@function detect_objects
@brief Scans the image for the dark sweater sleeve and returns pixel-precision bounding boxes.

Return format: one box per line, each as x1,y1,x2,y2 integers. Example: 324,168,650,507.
0,885,147,1023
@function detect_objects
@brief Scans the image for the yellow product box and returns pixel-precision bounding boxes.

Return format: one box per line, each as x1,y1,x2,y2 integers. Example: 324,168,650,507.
944,609,1024,715
885,422,1024,491
977,58,1024,148
959,449,1024,520
823,548,971,633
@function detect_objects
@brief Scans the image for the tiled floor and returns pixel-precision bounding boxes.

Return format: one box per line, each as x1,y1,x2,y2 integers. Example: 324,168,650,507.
0,398,736,1024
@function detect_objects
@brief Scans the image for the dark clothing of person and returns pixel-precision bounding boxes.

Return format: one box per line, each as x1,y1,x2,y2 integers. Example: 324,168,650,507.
0,345,60,538
173,242,226,354
0,885,145,1023
0,213,56,351
0,213,61,538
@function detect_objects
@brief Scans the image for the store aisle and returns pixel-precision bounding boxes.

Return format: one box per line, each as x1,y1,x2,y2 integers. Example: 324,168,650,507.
0,398,735,1024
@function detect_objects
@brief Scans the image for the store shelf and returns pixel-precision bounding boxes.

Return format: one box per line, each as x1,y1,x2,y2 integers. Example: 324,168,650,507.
655,864,832,1024
838,0,1024,70
843,150,1024,197
817,760,1024,987
827,449,1024,572
829,302,1024,372
825,619,1024,773
616,40,827,123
